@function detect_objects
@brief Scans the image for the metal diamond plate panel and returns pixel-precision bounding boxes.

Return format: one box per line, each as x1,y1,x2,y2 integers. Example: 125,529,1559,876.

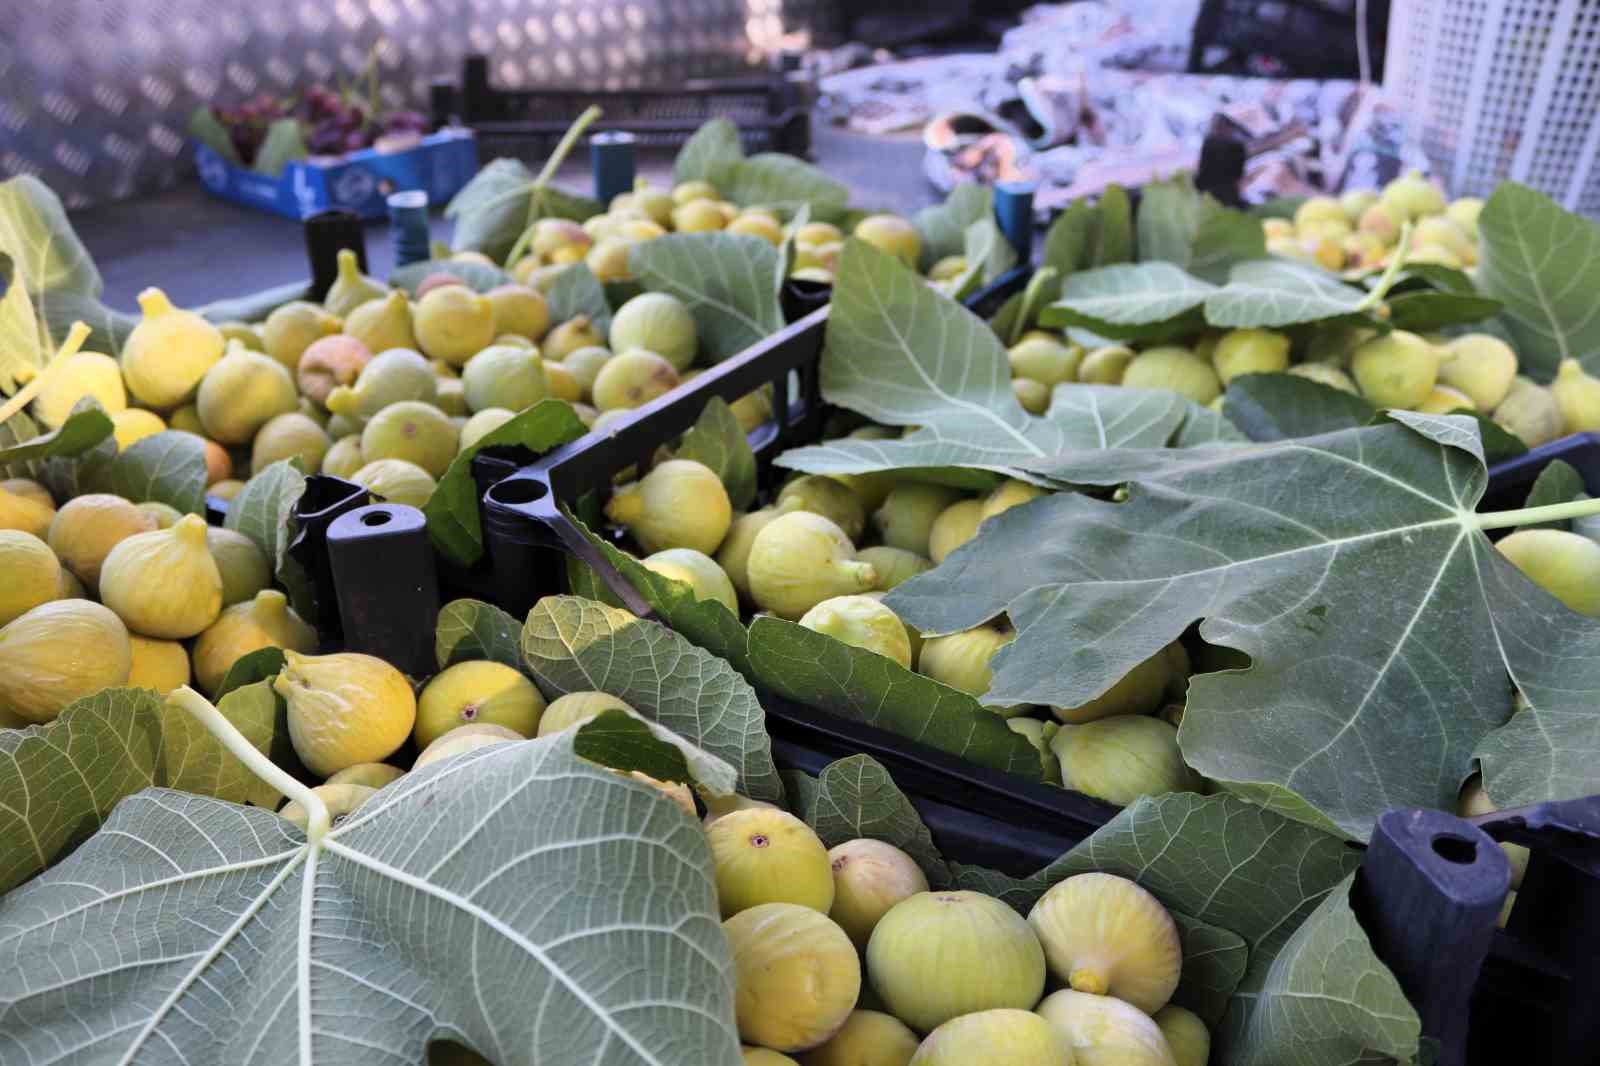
0,0,780,209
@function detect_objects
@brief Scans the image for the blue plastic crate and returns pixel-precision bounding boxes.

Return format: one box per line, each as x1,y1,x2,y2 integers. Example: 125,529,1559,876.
193,128,478,221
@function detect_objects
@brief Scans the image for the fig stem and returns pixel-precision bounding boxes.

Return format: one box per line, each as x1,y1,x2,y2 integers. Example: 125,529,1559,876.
0,320,91,425
1474,496,1600,531
501,105,605,269
166,685,330,841
1357,221,1413,312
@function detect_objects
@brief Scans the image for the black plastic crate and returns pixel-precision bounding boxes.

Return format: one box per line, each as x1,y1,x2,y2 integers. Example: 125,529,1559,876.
433,55,811,160
1481,432,1600,514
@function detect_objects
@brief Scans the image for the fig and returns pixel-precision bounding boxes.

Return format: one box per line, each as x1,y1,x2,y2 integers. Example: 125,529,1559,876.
415,660,545,749
1351,330,1439,408
119,287,225,408
414,285,496,366
827,839,929,949
853,215,921,268
325,347,439,422
486,284,550,341
413,722,523,769
217,321,264,351
718,509,782,605
867,890,1046,1032
1447,197,1484,237
918,618,1015,705
1496,528,1600,616
276,649,417,777
609,292,698,371
794,221,844,247
673,200,725,232
779,475,867,542
672,180,721,205
1293,196,1345,230
1553,358,1600,432
126,634,191,695
360,400,459,479
197,345,299,444
462,344,548,413
31,351,127,428
0,483,55,540
351,458,437,508
279,783,377,831
137,501,182,529
210,479,246,501
910,1010,1075,1066
798,1010,917,1066
344,290,418,354
605,459,732,554
1414,216,1475,265
1009,336,1084,387
48,493,158,591
531,217,592,258
0,599,132,723
0,530,61,626
262,301,341,372
1285,363,1359,393
1379,170,1446,223
632,185,677,227
856,546,932,591
1438,332,1519,407
205,527,271,607
872,483,961,557
459,408,515,451
323,249,389,318
710,807,836,917
296,335,372,407
1013,378,1051,414
99,514,223,639
749,511,877,620
643,547,739,612
1007,718,1063,784
192,589,316,695
1029,872,1181,1013
1340,188,1378,221
1122,346,1221,405
416,272,467,298
732,386,777,434
1052,715,1198,805
1153,1006,1208,1066
1415,384,1477,414
542,360,581,402
250,412,331,476
325,762,406,789
1078,345,1136,386
56,568,85,600
2,478,53,509
1458,775,1529,889
592,348,681,411
726,903,861,1051
981,479,1046,523
1036,989,1176,1066
1052,646,1173,724
745,1050,800,1066
562,345,612,394
1261,217,1293,241
110,409,166,450
1357,202,1401,245
1211,328,1290,384
542,314,607,363
1493,377,1563,447
537,691,636,736
585,237,636,281
728,214,784,245
320,435,366,479
800,594,913,667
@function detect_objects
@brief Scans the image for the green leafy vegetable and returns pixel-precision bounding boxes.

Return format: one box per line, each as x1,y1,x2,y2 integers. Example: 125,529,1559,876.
720,154,850,215
1042,184,1135,275
108,430,210,514
628,233,786,363
1204,260,1373,329
993,266,1063,345
1385,289,1501,332
1519,459,1587,530
389,258,513,295
225,457,309,581
950,216,1018,299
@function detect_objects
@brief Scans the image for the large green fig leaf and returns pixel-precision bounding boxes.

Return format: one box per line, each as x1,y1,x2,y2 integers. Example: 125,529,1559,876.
1039,261,1215,340
1204,259,1374,329
628,234,786,363
674,395,758,512
1520,458,1587,530
0,731,742,1065
444,159,601,263
674,118,744,187
719,154,849,215
1222,373,1377,441
0,684,282,893
1136,175,1264,284
1041,185,1134,276
389,258,513,295
0,262,48,393
775,242,1238,483
521,595,783,802
109,429,210,514
799,754,951,884
0,175,102,297
889,414,1600,837
1475,181,1600,379
914,184,993,271
436,598,525,671
225,457,313,612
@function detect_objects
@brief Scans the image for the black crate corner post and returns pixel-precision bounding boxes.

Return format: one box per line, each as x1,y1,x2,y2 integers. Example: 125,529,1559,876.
325,503,440,678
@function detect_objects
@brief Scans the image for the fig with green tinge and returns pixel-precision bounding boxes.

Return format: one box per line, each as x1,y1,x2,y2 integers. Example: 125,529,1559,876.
917,618,1016,709
414,285,496,366
856,546,932,591
1552,358,1600,432
605,459,732,554
325,348,438,422
710,807,836,918
415,660,545,749
462,344,548,413
206,527,271,607
1029,872,1182,1014
726,903,861,1052
1036,989,1176,1066
609,292,698,371
360,400,459,479
1052,646,1173,723
99,515,223,639
1351,330,1439,409
853,215,921,268
1122,346,1221,405
1009,336,1083,386
593,348,680,411
277,649,417,777
1493,377,1563,447
344,290,417,354
251,412,331,476
486,284,550,341
799,1010,918,1066
799,595,913,668
1154,1006,1208,1066
1051,716,1198,806
323,249,389,318
351,459,437,508
642,547,739,612
718,509,781,605
748,511,877,620
280,783,377,831
1496,528,1600,616
779,475,867,542
538,691,636,736
909,1010,1076,1066
0,600,131,724
872,483,961,557
197,345,299,444
1078,345,1135,385
262,301,341,372
928,498,983,564
192,589,316,695
1211,328,1290,383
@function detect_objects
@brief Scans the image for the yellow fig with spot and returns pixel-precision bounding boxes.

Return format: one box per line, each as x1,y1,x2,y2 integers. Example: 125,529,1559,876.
192,589,317,695
99,514,223,639
414,660,545,749
276,649,417,777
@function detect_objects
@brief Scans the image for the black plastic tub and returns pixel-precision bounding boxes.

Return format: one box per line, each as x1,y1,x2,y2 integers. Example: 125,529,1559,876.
1481,432,1600,513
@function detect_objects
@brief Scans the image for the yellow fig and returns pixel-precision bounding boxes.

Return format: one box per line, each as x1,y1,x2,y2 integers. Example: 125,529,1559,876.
856,546,932,591
413,722,522,769
1438,334,1517,410
717,509,781,605
47,494,159,592
99,515,223,639
605,459,732,555
709,807,836,918
192,589,317,695
205,527,271,607
325,762,406,789
1154,1006,1209,1066
1415,385,1477,414
344,290,418,354
1122,346,1221,404
351,458,437,508
415,660,545,749
826,839,929,949
262,301,341,372
1458,775,1530,889
726,903,861,1052
980,480,1046,523
0,530,61,627
251,412,331,476
197,344,299,444
1014,377,1051,414
279,783,377,831
748,511,877,620
538,691,637,736
592,348,681,411
745,1049,800,1066
276,649,418,777
1351,330,1439,409
1051,716,1199,805
799,595,912,668
871,483,962,557
120,287,225,408
917,618,1016,708
854,215,921,268
778,476,867,543
1496,528,1600,616
0,482,56,540
1211,328,1290,383
462,344,548,414
0,600,132,724
928,499,983,564
910,1010,1076,1066
799,1010,918,1066
544,315,606,361
1552,358,1600,433
1051,646,1173,724
1009,336,1083,387
1078,345,1136,385
322,249,389,318
31,351,127,428
109,409,165,451
642,547,739,612
414,285,497,366
126,635,191,695
1036,989,1176,1066
609,292,697,372
1029,872,1182,1014
1493,377,1563,447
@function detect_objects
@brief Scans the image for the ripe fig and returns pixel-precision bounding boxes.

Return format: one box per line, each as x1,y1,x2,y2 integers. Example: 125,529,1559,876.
531,217,592,258
779,475,867,542
867,890,1045,1033
462,344,548,413
1052,645,1173,723
642,547,739,612
1458,774,1529,888
325,348,439,422
1496,528,1600,616
798,1010,916,1066
800,594,912,667
872,483,961,557
726,903,861,1052
197,344,299,444
537,691,636,736
1415,384,1476,414
1013,377,1051,414
360,400,458,479
325,762,405,789
609,292,698,371
1122,346,1221,405
592,348,680,411
1051,715,1199,805
251,412,331,476
853,215,921,268
1211,328,1290,383
351,458,437,508
1286,363,1359,393
710,807,835,917
126,634,191,695
561,345,613,398
826,839,929,949
1431,335,1515,415
100,514,223,639
545,315,607,361
413,722,522,769
543,360,581,402
262,300,341,372
136,501,182,529
1379,169,1446,222
1029,872,1182,1014
1153,1005,1209,1066
205,527,270,607
31,351,127,428
1553,358,1600,432
1009,336,1083,386
110,409,166,450
192,589,318,695
910,1010,1075,1066
728,213,784,245
277,649,417,777
1077,345,1136,386
672,200,725,232
296,335,372,407
672,180,721,206
980,479,1046,523
120,287,225,408
47,494,158,592
0,530,61,627
415,660,545,749
1493,377,1563,447
322,249,389,318
459,408,515,451
0,599,131,723
279,782,377,831
1293,196,1345,229
718,509,782,605
1339,188,1378,222
856,546,932,591
414,285,496,366
485,284,550,342
1447,197,1484,237
605,459,732,554
749,512,877,620
1007,718,1063,784
0,482,56,540
344,290,418,354
917,618,1015,707
320,434,366,479
1351,330,1439,409
1036,989,1176,1066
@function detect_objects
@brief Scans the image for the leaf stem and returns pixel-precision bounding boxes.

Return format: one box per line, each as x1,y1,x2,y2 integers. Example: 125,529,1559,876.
1474,496,1600,531
534,105,603,189
0,320,91,425
1357,222,1413,312
167,686,329,840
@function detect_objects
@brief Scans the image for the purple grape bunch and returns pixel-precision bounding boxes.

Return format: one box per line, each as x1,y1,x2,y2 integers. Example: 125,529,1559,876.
211,82,428,163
